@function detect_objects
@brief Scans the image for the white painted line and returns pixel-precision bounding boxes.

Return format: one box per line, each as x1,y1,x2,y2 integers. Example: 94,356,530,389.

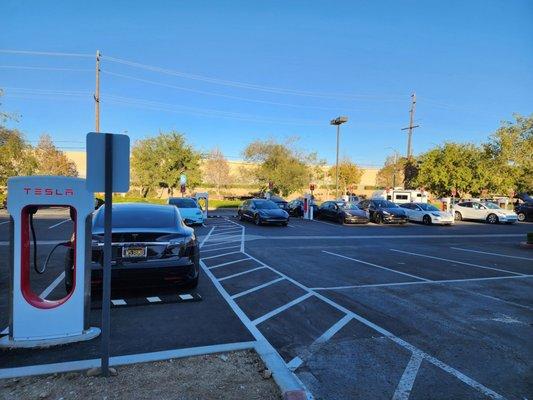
252,293,313,325
201,251,241,260
200,262,309,395
1,327,8,335
48,219,71,229
179,294,194,300
201,240,242,248
390,248,525,276
0,221,9,226
111,299,126,306
311,219,340,227
311,274,533,291
313,315,352,345
218,266,267,281
287,356,303,371
200,245,241,253
199,226,215,248
451,247,533,261
287,224,296,228
232,277,285,299
323,250,430,282
208,257,252,270
392,353,423,400
238,233,524,240
211,228,242,235
147,296,161,303
242,251,506,399
0,341,256,379
40,272,66,299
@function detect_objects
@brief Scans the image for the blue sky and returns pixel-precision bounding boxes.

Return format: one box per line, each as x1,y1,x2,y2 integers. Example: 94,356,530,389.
1,0,532,166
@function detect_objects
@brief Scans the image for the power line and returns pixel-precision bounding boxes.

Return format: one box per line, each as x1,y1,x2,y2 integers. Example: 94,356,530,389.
101,70,342,111
0,65,92,72
102,54,406,101
0,49,93,58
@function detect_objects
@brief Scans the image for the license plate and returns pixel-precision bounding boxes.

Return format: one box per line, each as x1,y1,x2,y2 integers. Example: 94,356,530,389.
122,246,147,258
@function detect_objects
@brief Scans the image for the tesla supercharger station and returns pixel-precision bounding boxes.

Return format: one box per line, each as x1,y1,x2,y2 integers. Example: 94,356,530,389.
195,192,209,219
0,176,100,348
303,193,314,220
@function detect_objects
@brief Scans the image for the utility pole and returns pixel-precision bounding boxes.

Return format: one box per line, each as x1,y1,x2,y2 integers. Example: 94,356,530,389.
330,116,348,199
94,50,101,132
401,93,419,158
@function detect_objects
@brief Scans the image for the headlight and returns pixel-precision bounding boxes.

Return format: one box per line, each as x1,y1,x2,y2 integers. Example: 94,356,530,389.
431,213,441,217
382,211,390,216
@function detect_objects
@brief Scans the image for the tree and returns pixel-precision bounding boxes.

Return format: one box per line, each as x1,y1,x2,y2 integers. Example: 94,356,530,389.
0,127,36,187
203,147,231,194
413,143,490,198
34,134,78,176
131,132,201,197
243,139,309,197
328,158,363,195
376,155,406,188
483,114,533,194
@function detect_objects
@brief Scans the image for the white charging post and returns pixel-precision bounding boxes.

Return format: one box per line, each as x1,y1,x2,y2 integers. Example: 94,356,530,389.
303,193,314,220
0,176,100,348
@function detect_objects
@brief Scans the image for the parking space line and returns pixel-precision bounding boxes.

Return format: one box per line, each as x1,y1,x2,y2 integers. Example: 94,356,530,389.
390,249,525,276
311,274,533,291
210,229,242,236
311,219,340,227
48,219,70,229
200,245,241,253
40,272,66,299
0,221,9,226
313,314,352,345
450,247,533,261
239,246,506,399
392,353,424,400
201,240,242,249
207,257,252,270
287,356,303,371
147,296,161,303
252,293,313,325
201,251,242,260
218,266,267,281
232,277,285,299
323,250,430,282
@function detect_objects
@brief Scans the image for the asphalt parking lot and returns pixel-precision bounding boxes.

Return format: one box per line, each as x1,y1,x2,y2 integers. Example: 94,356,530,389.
1,209,532,399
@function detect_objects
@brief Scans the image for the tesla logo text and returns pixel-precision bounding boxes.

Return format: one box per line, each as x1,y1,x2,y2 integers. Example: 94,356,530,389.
23,187,74,196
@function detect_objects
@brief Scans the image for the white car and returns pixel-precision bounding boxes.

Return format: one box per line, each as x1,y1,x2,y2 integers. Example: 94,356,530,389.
453,201,517,224
400,202,454,225
168,197,205,226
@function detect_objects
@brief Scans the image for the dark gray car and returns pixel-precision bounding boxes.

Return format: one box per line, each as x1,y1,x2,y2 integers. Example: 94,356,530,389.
238,199,290,226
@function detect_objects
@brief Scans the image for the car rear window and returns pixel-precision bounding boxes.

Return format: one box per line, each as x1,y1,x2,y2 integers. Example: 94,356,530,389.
95,206,177,228
169,198,197,208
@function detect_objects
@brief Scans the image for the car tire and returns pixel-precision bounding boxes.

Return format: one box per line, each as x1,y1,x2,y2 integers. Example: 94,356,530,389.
238,212,243,221
422,215,432,225
517,212,526,222
486,213,499,224
338,215,345,225
282,222,288,227
454,212,462,221
183,275,199,289
375,213,383,224
254,214,261,225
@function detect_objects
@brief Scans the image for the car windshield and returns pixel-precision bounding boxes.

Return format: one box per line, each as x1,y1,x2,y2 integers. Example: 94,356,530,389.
374,200,398,208
254,200,278,209
169,198,198,208
418,204,439,211
95,206,176,228
485,202,501,210
340,202,359,210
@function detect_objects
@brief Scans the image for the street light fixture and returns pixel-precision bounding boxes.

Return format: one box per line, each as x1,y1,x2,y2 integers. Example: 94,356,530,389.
330,116,348,199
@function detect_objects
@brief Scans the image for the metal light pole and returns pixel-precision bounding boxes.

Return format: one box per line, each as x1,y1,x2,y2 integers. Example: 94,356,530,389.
330,116,348,199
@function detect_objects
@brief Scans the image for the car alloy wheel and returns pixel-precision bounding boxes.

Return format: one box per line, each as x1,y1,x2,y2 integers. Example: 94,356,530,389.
454,212,462,221
375,213,383,224
486,213,498,224
423,215,431,225
517,212,526,222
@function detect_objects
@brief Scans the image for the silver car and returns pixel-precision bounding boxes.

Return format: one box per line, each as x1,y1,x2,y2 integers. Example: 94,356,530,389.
453,201,518,224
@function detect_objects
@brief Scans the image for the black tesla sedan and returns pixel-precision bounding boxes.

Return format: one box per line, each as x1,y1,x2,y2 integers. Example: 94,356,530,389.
238,198,289,226
357,199,408,224
64,203,199,291
317,201,369,224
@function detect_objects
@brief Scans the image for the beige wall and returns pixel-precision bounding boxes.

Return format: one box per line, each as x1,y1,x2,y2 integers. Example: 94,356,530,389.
65,150,380,198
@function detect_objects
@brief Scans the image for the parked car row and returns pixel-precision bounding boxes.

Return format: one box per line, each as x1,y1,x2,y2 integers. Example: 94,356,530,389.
238,194,527,227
